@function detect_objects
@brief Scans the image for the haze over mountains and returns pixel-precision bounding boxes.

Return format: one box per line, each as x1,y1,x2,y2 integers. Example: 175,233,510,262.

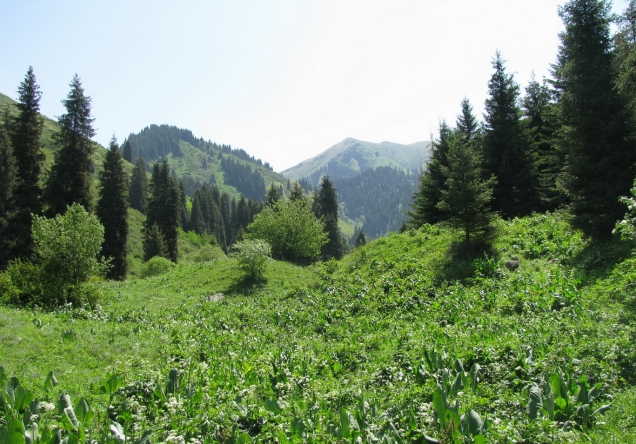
2,89,429,239
282,137,431,185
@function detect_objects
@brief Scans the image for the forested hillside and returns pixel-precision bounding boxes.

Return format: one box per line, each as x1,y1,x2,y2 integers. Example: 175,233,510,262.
334,166,416,238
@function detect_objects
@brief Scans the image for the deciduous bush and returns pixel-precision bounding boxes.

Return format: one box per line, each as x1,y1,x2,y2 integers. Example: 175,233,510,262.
140,256,176,278
248,199,327,263
231,239,272,280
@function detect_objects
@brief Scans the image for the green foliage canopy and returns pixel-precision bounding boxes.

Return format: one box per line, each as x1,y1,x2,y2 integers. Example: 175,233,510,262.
248,199,327,263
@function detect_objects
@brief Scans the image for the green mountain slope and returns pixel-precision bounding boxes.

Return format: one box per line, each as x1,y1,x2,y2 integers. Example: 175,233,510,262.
1,212,635,441
282,137,431,184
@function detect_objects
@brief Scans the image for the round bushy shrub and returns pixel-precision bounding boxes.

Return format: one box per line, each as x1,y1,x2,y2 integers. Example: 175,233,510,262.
141,256,176,278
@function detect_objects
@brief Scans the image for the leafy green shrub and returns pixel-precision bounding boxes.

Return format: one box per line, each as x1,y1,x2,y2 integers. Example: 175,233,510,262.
140,256,176,278
248,199,327,263
615,178,636,240
231,239,272,280
184,244,226,263
33,204,109,287
1,260,43,305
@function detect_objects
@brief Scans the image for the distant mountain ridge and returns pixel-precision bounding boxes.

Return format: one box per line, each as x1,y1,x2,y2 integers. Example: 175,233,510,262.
282,137,431,185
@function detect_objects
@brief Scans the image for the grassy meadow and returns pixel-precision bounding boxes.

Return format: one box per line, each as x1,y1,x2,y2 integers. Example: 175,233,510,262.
1,212,636,443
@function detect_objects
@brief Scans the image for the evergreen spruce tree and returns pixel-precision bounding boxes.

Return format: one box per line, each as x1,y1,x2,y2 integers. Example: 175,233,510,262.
315,176,345,260
96,136,128,280
289,182,305,201
456,98,480,141
10,67,45,260
129,157,148,213
483,52,539,219
145,161,181,262
522,75,564,211
143,223,167,261
0,115,18,268
354,228,367,247
45,74,95,216
121,139,133,163
407,120,452,227
266,183,281,206
553,0,636,238
438,136,496,243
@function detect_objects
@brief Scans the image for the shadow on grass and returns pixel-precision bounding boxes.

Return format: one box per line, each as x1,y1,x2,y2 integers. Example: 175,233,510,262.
225,274,268,296
433,238,499,284
565,236,636,288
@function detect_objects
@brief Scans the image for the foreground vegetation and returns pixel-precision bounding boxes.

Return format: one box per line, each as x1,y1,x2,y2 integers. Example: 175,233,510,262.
1,212,635,443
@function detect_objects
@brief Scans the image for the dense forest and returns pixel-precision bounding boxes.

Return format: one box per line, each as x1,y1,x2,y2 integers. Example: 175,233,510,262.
334,166,416,238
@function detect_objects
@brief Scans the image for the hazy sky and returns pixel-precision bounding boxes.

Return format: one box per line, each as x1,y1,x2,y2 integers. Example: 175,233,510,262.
0,1,629,171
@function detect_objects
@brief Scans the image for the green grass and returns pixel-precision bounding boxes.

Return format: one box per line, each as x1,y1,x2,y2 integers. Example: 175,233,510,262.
1,212,636,443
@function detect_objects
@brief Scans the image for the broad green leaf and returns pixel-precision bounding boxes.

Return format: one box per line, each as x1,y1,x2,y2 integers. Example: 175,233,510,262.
58,394,72,416
66,432,79,444
542,382,554,420
62,407,79,432
527,385,543,420
593,403,612,416
474,435,487,444
264,398,284,415
236,432,252,444
460,409,482,436
167,368,179,394
339,407,350,438
451,371,464,396
0,366,7,392
43,372,58,391
74,397,93,425
6,377,20,407
408,409,417,431
110,421,126,442
278,431,289,444
135,430,152,444
454,359,464,373
575,382,588,405
15,386,34,412
101,374,122,397
470,363,480,391
555,396,567,410
24,423,38,444
432,386,448,422
5,418,25,444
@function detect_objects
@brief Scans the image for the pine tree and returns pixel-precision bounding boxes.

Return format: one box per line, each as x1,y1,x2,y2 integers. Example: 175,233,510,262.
9,67,45,260
96,136,128,280
315,176,345,260
407,120,452,227
522,76,564,211
45,74,95,216
121,139,133,163
143,223,167,261
266,183,281,206
483,52,539,219
456,98,480,141
129,157,148,214
0,115,18,268
289,182,305,201
145,161,181,262
554,0,636,238
438,136,496,243
354,228,367,247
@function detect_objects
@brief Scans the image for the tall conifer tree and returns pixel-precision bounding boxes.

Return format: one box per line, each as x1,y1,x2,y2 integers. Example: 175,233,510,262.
10,67,45,259
96,136,128,280
45,74,95,216
145,161,180,262
483,52,539,219
553,0,636,238
438,136,496,243
0,115,18,268
407,120,453,228
129,157,148,213
315,176,345,260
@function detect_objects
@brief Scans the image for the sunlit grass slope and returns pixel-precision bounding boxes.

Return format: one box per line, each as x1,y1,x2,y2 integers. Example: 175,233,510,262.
1,212,635,442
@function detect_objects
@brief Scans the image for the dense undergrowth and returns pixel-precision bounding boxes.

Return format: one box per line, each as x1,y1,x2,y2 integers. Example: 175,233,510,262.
1,212,636,443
